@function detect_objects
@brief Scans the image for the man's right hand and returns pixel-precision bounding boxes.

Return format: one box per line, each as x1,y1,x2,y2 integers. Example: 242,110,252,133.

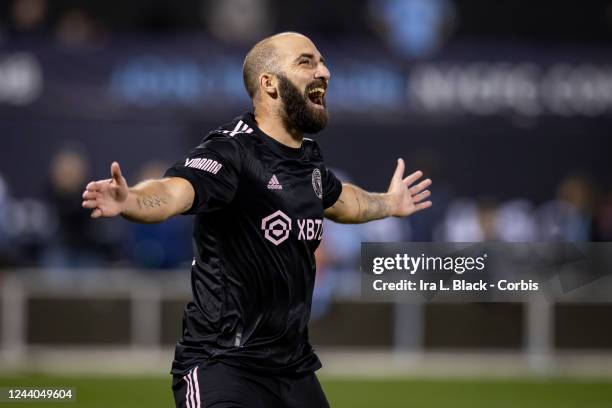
82,162,129,218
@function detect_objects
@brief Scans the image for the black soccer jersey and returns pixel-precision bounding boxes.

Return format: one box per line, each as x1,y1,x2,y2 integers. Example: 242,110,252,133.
164,113,342,376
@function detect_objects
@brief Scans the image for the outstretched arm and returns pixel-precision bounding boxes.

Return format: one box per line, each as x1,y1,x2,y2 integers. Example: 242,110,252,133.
82,162,195,223
324,158,432,224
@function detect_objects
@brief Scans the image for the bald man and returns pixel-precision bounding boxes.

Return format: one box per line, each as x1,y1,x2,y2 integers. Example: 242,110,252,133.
82,32,432,407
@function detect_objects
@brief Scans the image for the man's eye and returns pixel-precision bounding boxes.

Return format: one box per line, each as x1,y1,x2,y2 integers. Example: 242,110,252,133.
299,59,310,65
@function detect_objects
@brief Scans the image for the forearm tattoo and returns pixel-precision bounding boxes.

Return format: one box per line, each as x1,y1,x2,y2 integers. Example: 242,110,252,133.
345,186,388,222
359,192,388,221
136,194,168,210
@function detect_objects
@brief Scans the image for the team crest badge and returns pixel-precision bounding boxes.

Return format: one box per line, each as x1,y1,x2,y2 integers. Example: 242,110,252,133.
312,168,323,199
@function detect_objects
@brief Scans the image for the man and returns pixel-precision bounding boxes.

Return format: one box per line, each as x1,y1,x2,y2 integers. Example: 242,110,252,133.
82,32,432,408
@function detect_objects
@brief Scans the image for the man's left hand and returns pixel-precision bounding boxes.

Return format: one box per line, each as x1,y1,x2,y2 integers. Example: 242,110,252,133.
387,158,432,217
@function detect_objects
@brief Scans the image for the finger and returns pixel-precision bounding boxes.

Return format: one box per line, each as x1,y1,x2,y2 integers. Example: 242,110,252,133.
82,200,98,209
409,178,432,195
111,162,123,184
414,201,432,212
412,190,431,203
82,190,99,200
392,158,405,182
86,179,112,192
402,170,423,187
91,208,103,218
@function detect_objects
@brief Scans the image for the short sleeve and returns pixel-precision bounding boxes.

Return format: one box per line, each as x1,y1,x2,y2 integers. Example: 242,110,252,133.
164,136,241,214
322,167,343,209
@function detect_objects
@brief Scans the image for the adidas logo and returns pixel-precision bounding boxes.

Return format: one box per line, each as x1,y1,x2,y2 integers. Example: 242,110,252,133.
267,175,283,190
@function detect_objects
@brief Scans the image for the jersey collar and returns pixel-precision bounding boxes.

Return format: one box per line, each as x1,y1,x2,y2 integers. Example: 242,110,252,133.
242,113,305,159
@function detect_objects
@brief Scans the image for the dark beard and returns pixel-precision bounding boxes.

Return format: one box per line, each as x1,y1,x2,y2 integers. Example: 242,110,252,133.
277,74,328,134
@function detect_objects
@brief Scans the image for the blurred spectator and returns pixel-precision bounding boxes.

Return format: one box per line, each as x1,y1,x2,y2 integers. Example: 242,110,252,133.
6,197,56,266
369,0,456,58
55,8,105,48
7,0,48,39
537,174,599,242
202,0,273,44
127,161,192,270
0,173,14,266
437,197,507,242
594,187,612,241
477,199,498,240
437,199,485,241
494,200,538,242
42,147,108,268
0,173,58,267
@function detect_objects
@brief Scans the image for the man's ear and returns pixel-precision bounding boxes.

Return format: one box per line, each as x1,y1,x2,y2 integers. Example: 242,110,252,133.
259,73,278,98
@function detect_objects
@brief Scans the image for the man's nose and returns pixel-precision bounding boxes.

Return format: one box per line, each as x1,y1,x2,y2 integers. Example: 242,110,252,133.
315,63,331,83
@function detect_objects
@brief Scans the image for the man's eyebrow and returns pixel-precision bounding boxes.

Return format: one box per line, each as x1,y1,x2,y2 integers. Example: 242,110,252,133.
295,53,326,63
295,53,314,61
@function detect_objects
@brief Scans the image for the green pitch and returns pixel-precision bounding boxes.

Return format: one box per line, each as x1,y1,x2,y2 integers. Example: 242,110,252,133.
1,375,611,407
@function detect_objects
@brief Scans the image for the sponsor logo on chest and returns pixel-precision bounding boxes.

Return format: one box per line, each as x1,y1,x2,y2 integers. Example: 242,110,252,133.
260,210,323,245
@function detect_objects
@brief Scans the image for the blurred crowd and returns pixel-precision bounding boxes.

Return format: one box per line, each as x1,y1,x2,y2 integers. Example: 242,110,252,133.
0,0,457,57
0,146,192,270
1,0,105,48
0,146,610,273
3,0,611,54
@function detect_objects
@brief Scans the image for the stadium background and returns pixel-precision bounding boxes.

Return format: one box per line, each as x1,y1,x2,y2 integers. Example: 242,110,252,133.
1,0,612,406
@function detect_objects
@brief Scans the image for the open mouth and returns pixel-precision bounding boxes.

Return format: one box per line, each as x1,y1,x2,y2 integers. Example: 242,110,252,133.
307,87,326,108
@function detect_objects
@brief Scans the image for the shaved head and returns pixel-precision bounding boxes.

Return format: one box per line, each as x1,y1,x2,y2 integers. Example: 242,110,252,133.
242,32,310,99
242,39,278,98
